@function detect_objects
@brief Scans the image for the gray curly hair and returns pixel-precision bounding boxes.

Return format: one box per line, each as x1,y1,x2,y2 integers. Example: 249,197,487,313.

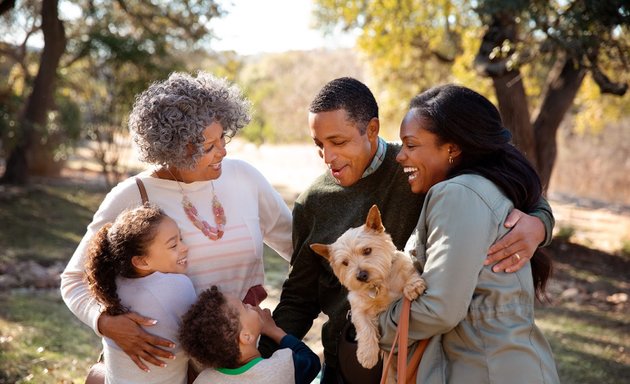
128,71,251,169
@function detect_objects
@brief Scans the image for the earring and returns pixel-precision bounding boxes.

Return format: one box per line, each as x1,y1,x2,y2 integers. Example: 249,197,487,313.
448,155,454,164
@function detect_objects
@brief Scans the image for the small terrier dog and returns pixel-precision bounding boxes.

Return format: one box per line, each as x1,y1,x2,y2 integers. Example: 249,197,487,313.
311,205,426,371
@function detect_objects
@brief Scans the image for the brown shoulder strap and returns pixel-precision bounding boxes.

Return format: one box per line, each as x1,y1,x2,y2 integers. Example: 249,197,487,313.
135,177,149,204
380,298,430,384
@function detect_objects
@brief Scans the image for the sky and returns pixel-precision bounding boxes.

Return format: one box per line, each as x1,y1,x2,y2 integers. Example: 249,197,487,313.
208,0,356,55
3,0,356,55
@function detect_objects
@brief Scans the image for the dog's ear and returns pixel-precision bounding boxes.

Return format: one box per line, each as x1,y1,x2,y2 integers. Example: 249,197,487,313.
365,204,385,233
310,243,331,260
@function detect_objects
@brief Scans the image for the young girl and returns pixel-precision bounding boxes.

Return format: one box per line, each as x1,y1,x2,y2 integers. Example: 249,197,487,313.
179,286,321,384
85,204,197,384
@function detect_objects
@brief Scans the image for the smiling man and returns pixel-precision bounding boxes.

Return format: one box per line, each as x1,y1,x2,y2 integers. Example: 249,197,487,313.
259,77,554,383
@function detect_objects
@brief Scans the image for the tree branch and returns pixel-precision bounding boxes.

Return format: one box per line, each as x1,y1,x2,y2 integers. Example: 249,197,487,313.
591,65,628,96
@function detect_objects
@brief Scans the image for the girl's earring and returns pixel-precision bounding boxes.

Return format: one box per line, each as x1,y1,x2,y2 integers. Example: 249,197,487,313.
448,155,454,164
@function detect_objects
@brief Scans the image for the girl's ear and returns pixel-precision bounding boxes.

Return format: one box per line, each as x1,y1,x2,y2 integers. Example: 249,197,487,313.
131,255,151,271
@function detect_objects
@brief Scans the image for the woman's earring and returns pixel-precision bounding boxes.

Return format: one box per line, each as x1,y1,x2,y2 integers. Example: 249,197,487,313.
448,155,454,164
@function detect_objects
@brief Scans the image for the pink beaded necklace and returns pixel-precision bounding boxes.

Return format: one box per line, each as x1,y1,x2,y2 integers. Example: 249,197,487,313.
166,168,226,240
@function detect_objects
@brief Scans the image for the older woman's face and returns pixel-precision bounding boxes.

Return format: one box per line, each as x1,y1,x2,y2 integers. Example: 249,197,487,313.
396,111,453,194
187,122,227,181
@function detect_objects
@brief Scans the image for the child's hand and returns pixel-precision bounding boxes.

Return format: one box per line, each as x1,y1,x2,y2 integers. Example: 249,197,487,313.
256,307,286,343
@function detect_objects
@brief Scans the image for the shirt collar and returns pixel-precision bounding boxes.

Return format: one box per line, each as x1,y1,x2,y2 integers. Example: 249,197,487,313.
361,137,387,179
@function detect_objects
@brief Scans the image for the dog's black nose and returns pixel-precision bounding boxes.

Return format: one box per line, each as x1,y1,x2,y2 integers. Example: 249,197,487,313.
356,270,369,282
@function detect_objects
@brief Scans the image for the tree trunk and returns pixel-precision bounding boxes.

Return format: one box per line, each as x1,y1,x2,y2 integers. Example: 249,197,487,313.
0,0,66,184
474,13,537,168
533,55,586,191
492,72,537,169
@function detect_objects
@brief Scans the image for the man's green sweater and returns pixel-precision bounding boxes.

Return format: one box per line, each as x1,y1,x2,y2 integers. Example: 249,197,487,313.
259,142,554,371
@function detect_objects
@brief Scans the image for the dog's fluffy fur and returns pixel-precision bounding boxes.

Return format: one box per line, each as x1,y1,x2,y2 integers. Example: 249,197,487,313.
311,205,426,372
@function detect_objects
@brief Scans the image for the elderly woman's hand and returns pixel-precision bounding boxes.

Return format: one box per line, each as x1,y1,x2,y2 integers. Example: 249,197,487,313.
485,209,546,273
98,312,175,371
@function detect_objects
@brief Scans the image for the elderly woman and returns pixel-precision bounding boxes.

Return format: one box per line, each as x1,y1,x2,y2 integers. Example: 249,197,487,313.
380,84,559,383
60,72,292,378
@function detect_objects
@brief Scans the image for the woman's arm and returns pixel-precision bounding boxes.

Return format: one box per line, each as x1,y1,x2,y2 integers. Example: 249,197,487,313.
380,181,502,344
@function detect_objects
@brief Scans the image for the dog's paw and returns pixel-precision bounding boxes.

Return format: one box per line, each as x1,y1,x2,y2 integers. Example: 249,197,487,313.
403,276,427,300
357,342,380,369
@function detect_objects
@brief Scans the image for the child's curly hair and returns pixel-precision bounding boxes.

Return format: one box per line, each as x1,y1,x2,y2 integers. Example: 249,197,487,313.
179,286,242,368
85,204,167,315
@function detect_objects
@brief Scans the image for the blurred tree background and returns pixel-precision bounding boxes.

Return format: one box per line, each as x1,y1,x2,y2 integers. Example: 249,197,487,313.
0,0,628,196
313,0,629,192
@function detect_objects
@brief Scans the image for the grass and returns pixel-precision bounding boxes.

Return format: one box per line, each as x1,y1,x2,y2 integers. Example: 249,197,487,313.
0,183,105,265
0,290,101,383
1,180,628,383
536,306,630,383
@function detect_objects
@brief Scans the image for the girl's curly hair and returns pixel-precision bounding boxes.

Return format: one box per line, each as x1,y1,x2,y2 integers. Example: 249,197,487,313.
128,71,251,170
179,286,242,368
85,204,167,315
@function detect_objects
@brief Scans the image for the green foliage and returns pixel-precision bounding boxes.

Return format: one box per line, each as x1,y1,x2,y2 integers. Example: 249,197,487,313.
0,0,225,179
0,89,23,156
313,0,629,138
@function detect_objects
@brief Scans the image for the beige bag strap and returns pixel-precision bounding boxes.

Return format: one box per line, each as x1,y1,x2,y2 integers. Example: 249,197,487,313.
380,298,430,384
135,177,149,204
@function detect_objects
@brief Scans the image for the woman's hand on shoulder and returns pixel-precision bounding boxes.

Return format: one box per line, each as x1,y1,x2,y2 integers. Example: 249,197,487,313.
98,312,175,371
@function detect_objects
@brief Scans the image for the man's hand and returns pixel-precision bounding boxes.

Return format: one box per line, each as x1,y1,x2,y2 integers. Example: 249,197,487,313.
98,312,175,372
486,209,545,273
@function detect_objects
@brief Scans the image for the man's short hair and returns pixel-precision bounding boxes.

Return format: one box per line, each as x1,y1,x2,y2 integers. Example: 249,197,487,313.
309,77,378,134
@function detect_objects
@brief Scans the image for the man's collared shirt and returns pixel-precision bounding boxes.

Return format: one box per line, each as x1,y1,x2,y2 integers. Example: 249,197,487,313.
362,137,387,178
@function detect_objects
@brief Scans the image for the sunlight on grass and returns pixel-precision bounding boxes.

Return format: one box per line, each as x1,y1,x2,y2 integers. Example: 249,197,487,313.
0,184,105,265
537,307,630,383
0,290,101,384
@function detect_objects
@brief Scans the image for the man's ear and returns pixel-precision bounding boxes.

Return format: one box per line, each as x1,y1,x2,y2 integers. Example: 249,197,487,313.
366,117,380,140
131,256,151,271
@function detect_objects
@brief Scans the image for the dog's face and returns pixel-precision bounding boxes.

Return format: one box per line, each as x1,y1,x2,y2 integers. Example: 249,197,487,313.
311,205,397,297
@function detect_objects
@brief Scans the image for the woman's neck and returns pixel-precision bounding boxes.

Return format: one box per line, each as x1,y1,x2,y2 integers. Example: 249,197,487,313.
154,166,194,183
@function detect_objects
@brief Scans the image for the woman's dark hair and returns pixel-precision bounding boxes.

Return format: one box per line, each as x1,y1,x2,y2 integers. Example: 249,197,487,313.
309,77,379,134
85,204,168,315
409,84,551,299
179,286,242,368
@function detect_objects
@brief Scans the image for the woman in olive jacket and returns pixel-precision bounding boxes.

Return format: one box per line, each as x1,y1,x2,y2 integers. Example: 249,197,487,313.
380,84,560,384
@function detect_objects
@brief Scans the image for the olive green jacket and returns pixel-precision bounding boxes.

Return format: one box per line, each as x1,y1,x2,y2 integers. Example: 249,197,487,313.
379,174,560,384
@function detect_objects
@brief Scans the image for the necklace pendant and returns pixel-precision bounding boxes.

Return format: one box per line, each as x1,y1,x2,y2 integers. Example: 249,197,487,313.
180,191,226,241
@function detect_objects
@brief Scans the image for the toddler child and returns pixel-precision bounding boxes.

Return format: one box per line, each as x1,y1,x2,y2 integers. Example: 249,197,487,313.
85,204,197,384
179,286,321,384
